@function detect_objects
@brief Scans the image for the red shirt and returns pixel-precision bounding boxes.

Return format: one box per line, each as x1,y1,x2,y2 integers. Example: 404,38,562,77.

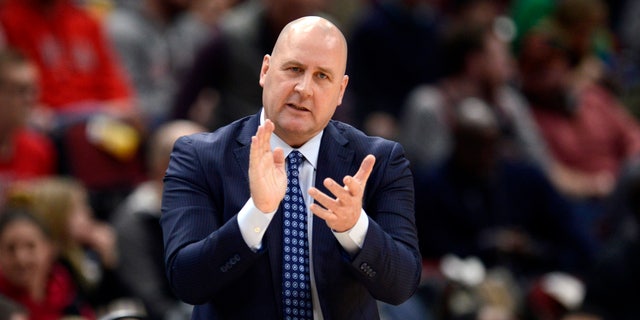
0,264,95,320
0,128,57,182
0,0,131,111
532,84,640,175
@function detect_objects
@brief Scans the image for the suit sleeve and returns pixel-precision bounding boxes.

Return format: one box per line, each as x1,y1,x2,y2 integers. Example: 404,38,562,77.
160,136,262,305
351,142,422,305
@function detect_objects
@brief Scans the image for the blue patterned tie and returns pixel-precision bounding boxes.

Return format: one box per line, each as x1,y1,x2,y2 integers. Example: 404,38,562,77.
282,150,313,319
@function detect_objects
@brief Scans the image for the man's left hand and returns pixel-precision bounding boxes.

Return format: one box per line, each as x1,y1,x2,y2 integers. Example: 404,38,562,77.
308,155,376,232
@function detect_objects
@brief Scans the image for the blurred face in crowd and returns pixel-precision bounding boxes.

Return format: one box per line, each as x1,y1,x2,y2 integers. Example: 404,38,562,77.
0,61,38,138
0,217,55,292
480,32,513,89
260,16,348,147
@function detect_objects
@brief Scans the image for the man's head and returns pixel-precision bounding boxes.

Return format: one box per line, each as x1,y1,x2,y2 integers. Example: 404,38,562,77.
259,16,348,147
0,49,38,140
441,24,513,89
147,120,205,181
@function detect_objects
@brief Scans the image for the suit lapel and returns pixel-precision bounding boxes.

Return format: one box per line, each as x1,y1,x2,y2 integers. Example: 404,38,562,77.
232,114,260,186
232,114,284,308
312,122,356,309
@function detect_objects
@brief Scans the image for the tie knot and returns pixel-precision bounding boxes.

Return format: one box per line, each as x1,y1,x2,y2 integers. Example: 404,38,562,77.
288,150,303,167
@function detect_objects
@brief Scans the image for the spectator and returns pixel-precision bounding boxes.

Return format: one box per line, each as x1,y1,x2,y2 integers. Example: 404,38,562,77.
414,97,592,318
518,8,640,249
112,120,205,320
0,0,137,130
508,0,555,56
524,0,616,90
105,0,227,129
398,22,550,173
0,48,57,204
170,0,330,130
0,0,146,218
346,0,443,139
0,206,95,320
14,177,123,312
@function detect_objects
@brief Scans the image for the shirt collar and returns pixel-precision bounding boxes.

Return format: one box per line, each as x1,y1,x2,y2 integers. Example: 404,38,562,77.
260,108,321,170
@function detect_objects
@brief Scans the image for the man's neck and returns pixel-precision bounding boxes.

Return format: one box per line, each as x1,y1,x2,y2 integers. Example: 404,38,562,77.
0,132,15,160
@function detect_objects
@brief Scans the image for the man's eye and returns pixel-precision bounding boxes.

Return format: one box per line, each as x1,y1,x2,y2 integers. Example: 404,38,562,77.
317,73,328,80
290,67,302,73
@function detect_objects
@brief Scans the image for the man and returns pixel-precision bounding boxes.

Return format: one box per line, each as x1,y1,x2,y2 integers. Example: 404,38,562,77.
105,0,219,129
0,0,146,219
161,16,421,319
0,0,134,120
398,23,549,173
0,48,57,185
113,120,205,320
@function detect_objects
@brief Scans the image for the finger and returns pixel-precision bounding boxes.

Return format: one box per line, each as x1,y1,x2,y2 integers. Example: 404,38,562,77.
250,135,260,165
251,126,264,157
322,178,353,204
342,175,363,197
256,121,273,152
353,154,376,184
309,202,337,223
263,119,275,136
308,187,340,212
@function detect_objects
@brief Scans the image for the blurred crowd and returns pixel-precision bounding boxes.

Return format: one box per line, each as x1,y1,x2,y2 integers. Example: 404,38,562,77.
0,0,639,319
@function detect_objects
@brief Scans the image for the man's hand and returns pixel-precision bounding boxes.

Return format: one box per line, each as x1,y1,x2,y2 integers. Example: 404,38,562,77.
249,119,286,213
309,155,376,232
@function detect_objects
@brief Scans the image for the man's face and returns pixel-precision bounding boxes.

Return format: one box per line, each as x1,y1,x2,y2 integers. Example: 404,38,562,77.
0,63,38,135
259,19,348,147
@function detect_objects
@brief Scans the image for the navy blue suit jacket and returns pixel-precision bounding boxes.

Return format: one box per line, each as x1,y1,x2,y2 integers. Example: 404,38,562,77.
160,113,421,319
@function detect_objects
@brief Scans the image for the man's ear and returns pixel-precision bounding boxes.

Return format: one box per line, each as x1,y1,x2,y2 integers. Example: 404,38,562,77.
259,54,271,87
337,74,349,106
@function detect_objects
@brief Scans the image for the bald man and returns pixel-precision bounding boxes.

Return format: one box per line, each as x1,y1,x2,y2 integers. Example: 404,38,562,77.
160,16,421,319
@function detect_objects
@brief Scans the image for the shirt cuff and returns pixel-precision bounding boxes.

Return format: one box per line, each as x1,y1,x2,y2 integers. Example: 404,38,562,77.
332,209,369,255
237,198,276,251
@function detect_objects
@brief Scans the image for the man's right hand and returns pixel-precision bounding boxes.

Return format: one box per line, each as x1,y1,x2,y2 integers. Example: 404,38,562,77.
249,119,286,213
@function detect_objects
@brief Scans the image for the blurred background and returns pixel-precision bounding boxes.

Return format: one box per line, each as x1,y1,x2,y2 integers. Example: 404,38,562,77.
0,0,639,319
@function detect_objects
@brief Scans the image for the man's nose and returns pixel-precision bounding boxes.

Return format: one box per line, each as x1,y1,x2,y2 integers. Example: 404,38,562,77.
294,73,313,98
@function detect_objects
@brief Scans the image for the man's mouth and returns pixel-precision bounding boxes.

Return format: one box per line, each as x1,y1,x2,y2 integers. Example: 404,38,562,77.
287,103,309,112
